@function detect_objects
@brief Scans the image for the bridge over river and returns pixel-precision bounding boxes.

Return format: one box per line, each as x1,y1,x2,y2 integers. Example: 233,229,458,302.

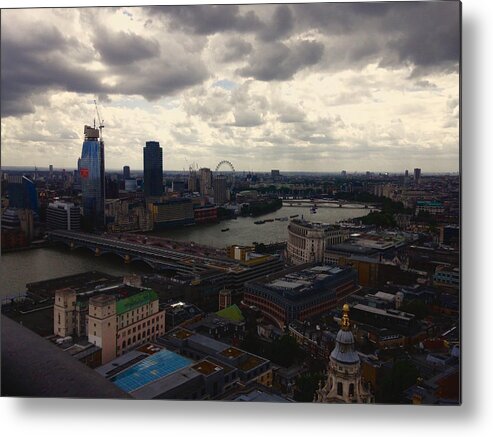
47,230,284,288
282,199,378,210
47,230,239,274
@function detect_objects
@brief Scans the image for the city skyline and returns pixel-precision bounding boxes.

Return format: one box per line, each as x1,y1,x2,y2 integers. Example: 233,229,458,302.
1,3,460,172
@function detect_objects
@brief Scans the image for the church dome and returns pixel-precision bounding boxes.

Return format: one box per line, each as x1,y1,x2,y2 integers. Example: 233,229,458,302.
330,329,360,364
330,304,360,364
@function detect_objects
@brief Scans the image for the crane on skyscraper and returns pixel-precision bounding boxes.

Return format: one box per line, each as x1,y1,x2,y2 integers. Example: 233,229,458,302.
94,99,105,141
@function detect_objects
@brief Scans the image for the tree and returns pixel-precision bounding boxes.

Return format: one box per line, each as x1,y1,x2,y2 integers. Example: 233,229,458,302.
376,359,420,403
400,299,429,320
269,335,305,367
294,373,324,402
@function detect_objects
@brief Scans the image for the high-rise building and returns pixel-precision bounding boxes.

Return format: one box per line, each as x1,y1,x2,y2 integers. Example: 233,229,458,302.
198,168,212,196
123,165,130,180
79,125,105,230
213,175,228,205
314,304,373,403
49,165,53,180
143,141,163,198
46,201,81,231
414,168,421,185
188,171,199,192
7,175,38,213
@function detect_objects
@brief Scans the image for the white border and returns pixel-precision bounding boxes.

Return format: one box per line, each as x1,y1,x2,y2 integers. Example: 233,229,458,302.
1,0,492,436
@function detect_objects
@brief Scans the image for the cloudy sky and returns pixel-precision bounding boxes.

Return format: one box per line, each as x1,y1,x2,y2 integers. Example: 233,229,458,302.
1,2,460,173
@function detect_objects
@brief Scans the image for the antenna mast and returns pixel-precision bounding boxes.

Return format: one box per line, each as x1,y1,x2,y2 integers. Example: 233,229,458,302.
94,99,105,141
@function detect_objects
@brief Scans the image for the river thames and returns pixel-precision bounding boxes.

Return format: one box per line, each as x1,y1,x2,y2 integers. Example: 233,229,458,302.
0,205,369,296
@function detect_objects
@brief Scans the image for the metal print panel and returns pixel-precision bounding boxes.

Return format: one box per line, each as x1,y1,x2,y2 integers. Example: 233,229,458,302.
0,1,461,405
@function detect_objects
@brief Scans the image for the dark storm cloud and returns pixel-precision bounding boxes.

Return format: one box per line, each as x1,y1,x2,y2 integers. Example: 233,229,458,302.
117,58,209,101
1,13,209,117
238,40,324,81
1,22,107,117
153,2,459,74
93,27,160,65
219,37,253,63
148,5,262,35
258,4,295,42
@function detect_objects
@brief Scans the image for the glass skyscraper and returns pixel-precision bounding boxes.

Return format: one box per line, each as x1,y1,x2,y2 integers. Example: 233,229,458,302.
7,175,38,213
80,125,105,230
143,141,163,198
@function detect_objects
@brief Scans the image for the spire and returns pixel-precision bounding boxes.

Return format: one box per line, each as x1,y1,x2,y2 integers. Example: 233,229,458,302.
341,303,351,331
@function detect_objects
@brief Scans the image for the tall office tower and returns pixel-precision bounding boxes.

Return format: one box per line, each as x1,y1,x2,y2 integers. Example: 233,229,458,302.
49,164,53,180
199,168,212,196
7,175,39,213
143,141,163,198
414,168,421,185
188,170,199,192
123,165,130,180
79,125,105,230
213,175,228,205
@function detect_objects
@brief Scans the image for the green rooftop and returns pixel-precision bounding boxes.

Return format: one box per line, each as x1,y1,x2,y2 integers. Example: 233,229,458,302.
116,290,158,315
216,304,244,322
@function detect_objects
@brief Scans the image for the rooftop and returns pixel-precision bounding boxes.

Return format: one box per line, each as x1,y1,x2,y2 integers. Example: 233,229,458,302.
220,347,244,359
216,304,245,322
169,328,194,340
110,348,194,393
353,303,415,321
237,354,265,371
191,360,223,376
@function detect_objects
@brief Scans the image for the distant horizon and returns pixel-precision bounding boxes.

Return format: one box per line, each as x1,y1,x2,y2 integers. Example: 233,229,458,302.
0,165,460,176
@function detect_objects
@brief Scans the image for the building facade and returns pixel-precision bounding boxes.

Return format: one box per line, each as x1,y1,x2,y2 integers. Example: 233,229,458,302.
213,176,228,205
314,305,373,404
149,198,194,229
7,175,38,212
198,168,212,196
244,264,359,328
54,287,165,364
80,125,105,229
287,219,348,265
123,165,130,179
46,201,81,231
143,141,164,198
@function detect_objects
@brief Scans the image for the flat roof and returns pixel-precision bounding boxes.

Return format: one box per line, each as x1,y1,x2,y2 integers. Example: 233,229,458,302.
191,360,223,376
353,304,415,321
220,347,244,359
110,348,193,393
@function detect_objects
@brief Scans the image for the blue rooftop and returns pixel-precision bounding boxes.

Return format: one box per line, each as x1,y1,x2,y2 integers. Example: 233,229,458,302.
110,349,193,393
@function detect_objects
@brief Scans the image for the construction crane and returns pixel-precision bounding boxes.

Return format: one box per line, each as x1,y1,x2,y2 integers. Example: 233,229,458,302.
94,99,105,141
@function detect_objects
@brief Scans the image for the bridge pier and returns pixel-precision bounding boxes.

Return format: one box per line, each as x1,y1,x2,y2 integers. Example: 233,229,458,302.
70,242,75,250
124,255,131,264
95,247,101,257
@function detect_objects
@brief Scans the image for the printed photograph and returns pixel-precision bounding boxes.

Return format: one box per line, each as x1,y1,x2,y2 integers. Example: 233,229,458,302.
0,1,461,404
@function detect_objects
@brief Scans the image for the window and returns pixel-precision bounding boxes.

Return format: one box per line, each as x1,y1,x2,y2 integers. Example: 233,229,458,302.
337,382,343,396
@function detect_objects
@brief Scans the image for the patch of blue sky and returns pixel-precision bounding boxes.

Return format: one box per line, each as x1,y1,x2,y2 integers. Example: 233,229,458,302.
213,79,239,91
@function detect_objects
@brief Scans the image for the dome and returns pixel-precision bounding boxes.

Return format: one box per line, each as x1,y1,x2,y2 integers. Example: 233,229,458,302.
330,328,360,364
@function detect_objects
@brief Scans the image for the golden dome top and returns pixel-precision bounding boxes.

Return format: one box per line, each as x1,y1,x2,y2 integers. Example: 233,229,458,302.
341,304,351,331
